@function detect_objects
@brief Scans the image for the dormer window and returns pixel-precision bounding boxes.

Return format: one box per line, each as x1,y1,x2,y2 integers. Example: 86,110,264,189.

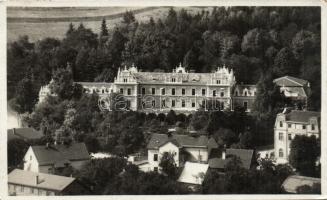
311,124,315,131
244,91,248,96
172,78,176,82
279,121,283,127
217,80,221,84
235,91,238,96
123,78,127,83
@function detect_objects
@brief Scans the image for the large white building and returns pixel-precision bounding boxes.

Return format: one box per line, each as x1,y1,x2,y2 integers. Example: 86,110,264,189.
274,109,320,164
39,64,258,113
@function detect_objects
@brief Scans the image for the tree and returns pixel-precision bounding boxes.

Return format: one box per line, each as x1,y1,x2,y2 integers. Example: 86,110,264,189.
166,110,177,125
84,135,101,153
100,18,109,37
7,138,29,171
289,135,320,177
159,152,178,178
49,67,74,100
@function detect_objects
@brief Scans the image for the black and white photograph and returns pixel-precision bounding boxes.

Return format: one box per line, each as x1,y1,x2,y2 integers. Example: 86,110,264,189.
2,0,325,197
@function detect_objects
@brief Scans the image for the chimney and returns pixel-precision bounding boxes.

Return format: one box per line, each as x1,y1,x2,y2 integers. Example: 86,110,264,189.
222,145,226,160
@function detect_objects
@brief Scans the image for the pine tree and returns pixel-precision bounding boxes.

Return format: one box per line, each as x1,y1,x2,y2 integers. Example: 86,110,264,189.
66,22,75,36
100,18,109,37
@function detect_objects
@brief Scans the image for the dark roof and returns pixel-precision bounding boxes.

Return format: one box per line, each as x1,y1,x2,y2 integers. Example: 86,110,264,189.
31,143,90,166
208,148,254,170
147,134,218,149
285,110,320,123
7,128,43,141
8,169,75,192
282,175,321,193
256,144,274,151
273,76,308,87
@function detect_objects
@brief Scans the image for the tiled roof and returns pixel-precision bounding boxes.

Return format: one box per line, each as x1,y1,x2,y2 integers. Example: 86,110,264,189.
273,76,308,87
147,134,218,149
285,110,320,123
8,169,75,192
177,162,209,185
7,128,44,141
282,175,321,193
208,148,254,170
31,143,90,166
75,82,113,87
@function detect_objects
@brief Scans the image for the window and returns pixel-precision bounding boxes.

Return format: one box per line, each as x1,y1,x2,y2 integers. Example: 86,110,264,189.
280,121,283,127
102,89,104,94
152,100,155,107
288,124,292,128
279,132,284,141
192,89,196,96
311,124,315,131
279,149,284,158
172,88,176,95
172,100,176,107
182,100,186,107
141,88,145,95
213,90,216,97
120,88,124,94
192,101,196,108
243,101,248,110
30,156,32,160
217,80,221,84
154,167,158,172
161,88,165,95
21,186,24,192
30,188,34,193
162,100,166,107
154,154,158,161
171,78,176,82
202,89,206,96
235,91,238,96
152,88,156,95
123,78,127,83
127,88,131,95
302,125,306,130
220,92,224,97
288,134,292,140
244,91,248,96
202,100,206,108
182,88,186,95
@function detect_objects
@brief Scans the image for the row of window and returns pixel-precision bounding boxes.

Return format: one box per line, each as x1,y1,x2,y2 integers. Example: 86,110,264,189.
279,121,316,130
9,184,54,195
234,90,256,96
140,88,225,97
144,99,199,108
278,132,293,141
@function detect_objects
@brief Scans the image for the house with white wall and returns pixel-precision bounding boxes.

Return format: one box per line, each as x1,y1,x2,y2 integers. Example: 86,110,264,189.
147,133,218,172
274,110,320,164
23,143,90,174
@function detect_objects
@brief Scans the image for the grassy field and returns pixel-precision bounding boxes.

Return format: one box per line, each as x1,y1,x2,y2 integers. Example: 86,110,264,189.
7,7,212,43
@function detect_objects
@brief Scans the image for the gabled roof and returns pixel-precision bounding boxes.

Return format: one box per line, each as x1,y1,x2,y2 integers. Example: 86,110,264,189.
31,143,90,166
282,175,321,193
208,148,254,170
8,169,75,192
7,128,44,141
177,162,209,185
285,110,320,123
147,134,218,150
273,76,308,87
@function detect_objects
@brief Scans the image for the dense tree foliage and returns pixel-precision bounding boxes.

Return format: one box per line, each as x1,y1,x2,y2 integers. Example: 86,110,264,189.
289,135,320,177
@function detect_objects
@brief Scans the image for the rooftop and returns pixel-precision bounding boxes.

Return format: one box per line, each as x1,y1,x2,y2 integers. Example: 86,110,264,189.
208,148,254,170
177,162,209,185
147,133,218,150
284,110,320,123
31,143,90,166
8,169,75,192
282,175,321,193
75,82,113,87
273,76,308,87
7,128,43,141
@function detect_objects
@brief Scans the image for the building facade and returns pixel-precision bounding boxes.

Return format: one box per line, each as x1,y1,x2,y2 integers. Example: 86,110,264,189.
39,64,259,113
274,110,320,164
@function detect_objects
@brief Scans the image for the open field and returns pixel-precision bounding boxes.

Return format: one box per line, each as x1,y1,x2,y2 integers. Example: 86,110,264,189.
7,7,212,42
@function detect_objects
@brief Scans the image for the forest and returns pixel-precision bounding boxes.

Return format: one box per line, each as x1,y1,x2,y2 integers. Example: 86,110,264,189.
8,7,321,114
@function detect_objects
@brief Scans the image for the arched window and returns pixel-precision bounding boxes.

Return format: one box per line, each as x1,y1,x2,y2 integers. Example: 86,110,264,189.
244,91,247,96
279,148,284,158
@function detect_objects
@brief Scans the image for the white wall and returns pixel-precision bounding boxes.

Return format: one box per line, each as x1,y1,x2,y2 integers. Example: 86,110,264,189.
23,147,39,173
159,142,180,167
148,149,159,170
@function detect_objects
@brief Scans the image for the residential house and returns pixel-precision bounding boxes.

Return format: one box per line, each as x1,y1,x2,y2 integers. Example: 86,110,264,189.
7,128,43,141
256,144,275,159
274,109,320,164
281,175,321,194
232,84,257,112
273,76,310,109
8,169,89,195
23,142,90,174
147,133,218,172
